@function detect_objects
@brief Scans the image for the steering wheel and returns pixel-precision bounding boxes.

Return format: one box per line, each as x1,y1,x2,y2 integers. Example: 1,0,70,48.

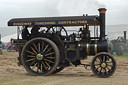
46,26,68,37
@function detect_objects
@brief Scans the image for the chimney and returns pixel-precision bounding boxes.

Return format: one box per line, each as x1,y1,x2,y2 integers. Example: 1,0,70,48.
124,31,126,41
98,8,107,41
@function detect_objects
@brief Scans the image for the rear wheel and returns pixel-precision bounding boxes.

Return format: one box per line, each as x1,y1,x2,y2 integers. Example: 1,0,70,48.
91,52,116,78
52,67,64,74
21,37,60,76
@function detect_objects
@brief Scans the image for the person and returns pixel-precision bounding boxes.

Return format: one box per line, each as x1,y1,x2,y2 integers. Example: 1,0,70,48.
31,26,40,38
21,26,30,40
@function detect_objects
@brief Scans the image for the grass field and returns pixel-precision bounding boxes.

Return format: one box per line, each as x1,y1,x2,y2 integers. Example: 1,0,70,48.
113,54,128,58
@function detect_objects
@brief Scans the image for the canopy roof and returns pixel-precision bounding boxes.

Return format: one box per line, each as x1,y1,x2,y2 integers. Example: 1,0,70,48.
8,15,99,27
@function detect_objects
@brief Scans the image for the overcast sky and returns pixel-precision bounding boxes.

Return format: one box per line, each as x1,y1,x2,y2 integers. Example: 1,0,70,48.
0,0,128,27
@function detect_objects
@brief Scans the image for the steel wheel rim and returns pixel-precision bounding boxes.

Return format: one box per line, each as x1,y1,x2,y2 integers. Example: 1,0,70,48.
52,67,64,74
92,53,116,77
23,39,57,75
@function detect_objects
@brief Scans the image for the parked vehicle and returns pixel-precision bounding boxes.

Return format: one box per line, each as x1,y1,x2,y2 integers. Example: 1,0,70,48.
7,8,116,78
111,31,128,56
7,39,18,52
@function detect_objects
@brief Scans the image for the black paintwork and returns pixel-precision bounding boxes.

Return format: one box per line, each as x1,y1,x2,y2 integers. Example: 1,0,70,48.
8,16,99,26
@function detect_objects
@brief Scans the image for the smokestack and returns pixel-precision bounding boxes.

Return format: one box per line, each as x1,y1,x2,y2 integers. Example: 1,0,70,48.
98,8,107,41
124,31,126,41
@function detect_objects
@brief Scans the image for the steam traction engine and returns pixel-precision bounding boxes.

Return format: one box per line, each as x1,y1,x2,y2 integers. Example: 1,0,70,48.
8,8,116,78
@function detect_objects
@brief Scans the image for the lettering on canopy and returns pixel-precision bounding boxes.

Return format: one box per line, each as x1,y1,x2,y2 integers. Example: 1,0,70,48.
58,20,87,25
12,20,87,26
35,20,87,25
13,22,32,26
35,22,56,25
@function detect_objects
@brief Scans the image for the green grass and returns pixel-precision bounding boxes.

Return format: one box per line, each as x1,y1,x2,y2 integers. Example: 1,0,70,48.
113,54,128,58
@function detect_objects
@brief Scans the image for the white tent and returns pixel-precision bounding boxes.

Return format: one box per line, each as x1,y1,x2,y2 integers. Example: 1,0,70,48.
1,33,21,42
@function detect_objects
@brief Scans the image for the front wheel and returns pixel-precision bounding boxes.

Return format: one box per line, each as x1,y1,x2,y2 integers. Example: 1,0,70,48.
21,37,60,76
91,52,116,78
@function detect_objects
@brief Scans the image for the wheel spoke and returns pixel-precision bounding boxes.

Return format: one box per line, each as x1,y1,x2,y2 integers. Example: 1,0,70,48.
33,43,39,52
105,68,109,74
32,63,37,69
37,63,39,72
98,57,102,62
94,63,100,66
44,59,54,63
43,45,49,52
103,56,105,62
97,67,101,73
46,47,52,53
45,61,50,68
45,52,55,57
29,60,36,65
99,67,103,73
107,64,113,67
40,63,43,72
106,56,110,61
36,63,39,72
103,68,107,73
27,50,36,55
106,61,112,63
26,58,36,62
96,65,101,70
27,55,35,58
106,66,110,71
42,62,47,70
38,42,41,52
95,59,101,63
46,57,55,59
42,42,44,51
31,47,37,54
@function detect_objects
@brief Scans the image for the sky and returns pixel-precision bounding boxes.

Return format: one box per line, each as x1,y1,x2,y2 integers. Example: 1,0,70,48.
0,0,128,27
